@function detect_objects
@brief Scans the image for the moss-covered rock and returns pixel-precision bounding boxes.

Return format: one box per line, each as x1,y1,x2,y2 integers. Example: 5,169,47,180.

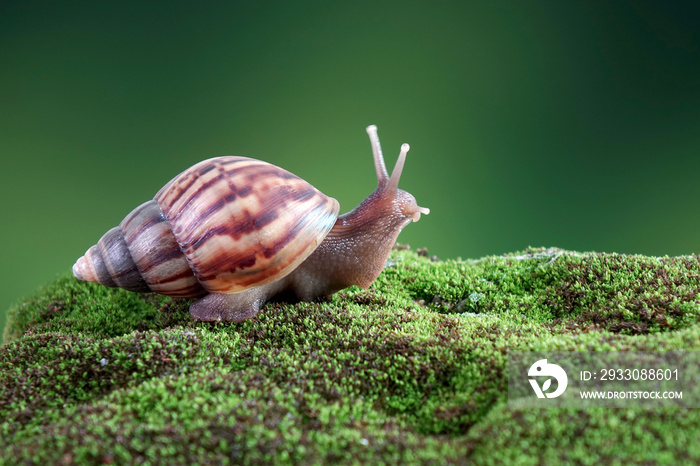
2,247,700,464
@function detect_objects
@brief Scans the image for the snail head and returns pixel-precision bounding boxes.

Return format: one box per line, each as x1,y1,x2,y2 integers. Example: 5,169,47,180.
366,124,430,223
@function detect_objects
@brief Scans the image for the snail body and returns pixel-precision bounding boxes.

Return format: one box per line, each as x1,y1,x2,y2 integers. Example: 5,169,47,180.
73,126,429,322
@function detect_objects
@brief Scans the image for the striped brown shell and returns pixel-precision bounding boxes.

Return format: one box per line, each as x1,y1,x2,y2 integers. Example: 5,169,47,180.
72,156,340,298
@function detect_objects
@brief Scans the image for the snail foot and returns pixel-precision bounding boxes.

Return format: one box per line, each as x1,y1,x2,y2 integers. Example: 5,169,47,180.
190,292,263,322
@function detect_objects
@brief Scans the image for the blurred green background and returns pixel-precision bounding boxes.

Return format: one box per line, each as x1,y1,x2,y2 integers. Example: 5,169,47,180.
2,1,700,332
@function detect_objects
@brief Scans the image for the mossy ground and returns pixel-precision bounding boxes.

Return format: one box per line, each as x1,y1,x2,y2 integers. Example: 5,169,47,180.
2,247,700,464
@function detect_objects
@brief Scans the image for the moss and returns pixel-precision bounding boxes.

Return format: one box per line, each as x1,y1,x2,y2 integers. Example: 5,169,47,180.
2,247,700,464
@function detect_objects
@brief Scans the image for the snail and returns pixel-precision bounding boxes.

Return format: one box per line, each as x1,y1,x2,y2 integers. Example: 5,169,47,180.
72,125,429,322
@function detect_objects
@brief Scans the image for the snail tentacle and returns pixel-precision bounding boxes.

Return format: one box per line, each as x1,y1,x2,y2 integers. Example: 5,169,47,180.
366,125,389,186
387,143,409,193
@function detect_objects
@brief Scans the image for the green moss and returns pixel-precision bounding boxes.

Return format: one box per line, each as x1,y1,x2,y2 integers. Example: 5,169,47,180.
2,247,700,464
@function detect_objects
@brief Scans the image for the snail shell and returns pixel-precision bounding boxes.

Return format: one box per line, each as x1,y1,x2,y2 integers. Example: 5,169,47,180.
73,156,340,298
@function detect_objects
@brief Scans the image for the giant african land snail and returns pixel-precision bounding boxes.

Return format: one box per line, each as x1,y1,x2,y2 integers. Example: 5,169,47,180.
73,125,429,321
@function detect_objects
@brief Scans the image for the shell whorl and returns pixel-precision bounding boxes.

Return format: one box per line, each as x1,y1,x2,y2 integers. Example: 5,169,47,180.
72,200,206,298
71,226,152,293
73,156,340,297
155,156,339,293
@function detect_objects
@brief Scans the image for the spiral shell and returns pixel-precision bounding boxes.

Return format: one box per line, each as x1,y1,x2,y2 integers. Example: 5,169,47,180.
73,156,340,297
